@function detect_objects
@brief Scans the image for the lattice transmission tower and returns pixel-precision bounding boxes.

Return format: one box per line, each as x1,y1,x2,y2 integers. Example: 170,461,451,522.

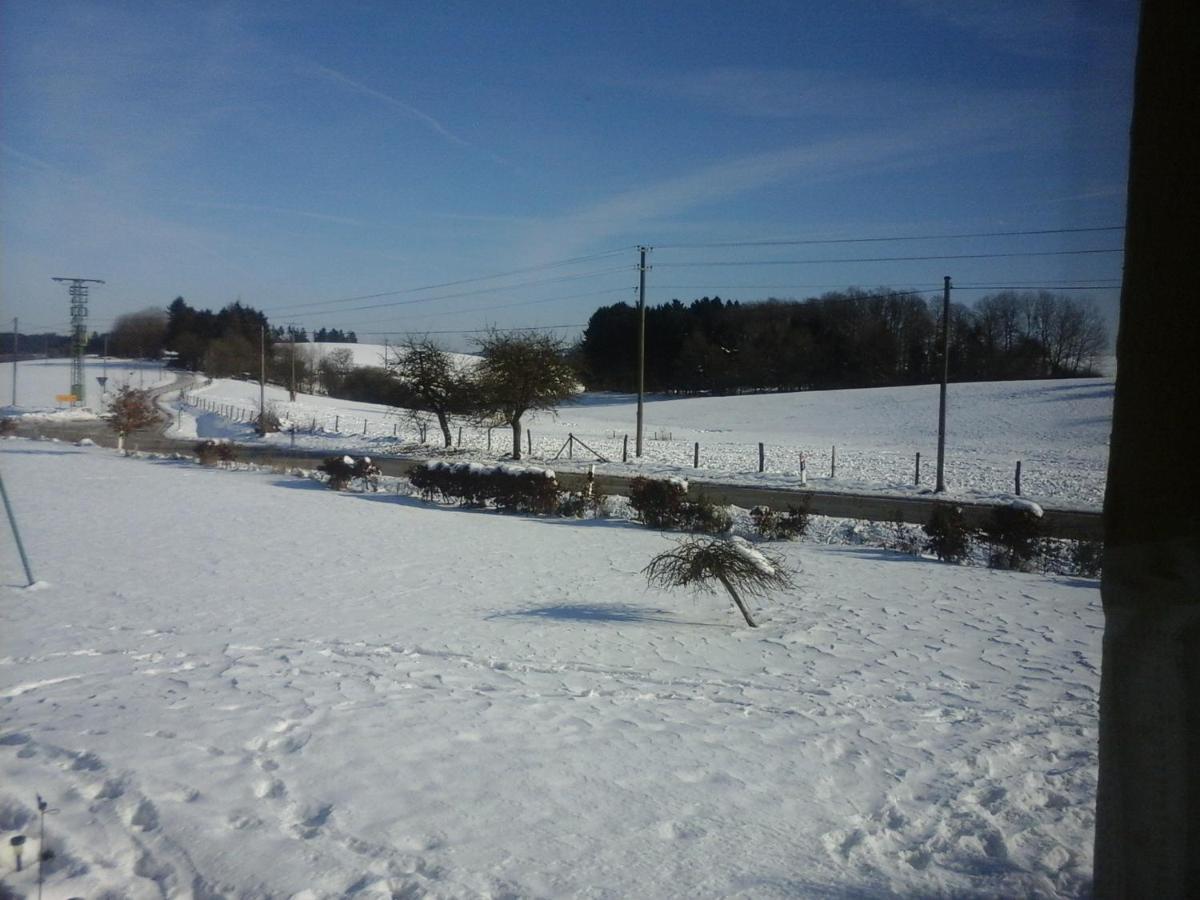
52,276,105,404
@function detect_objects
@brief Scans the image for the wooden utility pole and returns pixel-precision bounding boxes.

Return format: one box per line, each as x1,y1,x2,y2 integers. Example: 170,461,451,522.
259,325,266,423
935,275,951,492
289,330,297,402
636,246,649,457
10,318,17,407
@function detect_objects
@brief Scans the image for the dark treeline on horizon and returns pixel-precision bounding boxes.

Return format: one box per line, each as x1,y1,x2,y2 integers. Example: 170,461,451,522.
577,289,1108,394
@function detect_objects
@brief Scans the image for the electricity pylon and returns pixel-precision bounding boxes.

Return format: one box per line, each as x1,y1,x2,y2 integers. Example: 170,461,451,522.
52,277,105,404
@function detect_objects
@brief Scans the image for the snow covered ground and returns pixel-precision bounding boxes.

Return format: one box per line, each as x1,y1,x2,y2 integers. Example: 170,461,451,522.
174,363,1112,509
3,349,1112,508
0,357,175,417
1,441,1101,898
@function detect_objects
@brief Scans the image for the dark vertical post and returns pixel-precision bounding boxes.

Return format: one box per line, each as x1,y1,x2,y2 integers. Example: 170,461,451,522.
11,318,17,406
623,434,629,463
335,415,339,432
1015,461,1022,496
915,451,921,485
758,442,765,473
568,434,574,460
693,442,699,468
527,430,532,456
636,246,648,457
831,445,837,478
1094,2,1200,893
936,275,951,492
259,325,266,428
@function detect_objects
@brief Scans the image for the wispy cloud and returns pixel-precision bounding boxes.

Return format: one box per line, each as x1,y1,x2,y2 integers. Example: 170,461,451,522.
192,200,363,226
309,64,471,148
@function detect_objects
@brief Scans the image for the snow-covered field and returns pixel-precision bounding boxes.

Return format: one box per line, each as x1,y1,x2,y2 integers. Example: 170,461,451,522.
1,442,1101,898
2,349,1113,508
0,356,175,416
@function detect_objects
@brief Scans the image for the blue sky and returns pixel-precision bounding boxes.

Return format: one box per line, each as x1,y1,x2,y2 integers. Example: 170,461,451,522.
1,1,1137,351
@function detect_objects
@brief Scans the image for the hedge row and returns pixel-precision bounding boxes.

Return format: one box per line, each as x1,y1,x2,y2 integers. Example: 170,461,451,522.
409,460,560,514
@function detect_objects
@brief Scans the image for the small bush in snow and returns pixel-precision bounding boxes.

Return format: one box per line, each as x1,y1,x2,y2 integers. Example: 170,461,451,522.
409,461,559,514
319,455,381,491
254,407,281,435
1070,540,1104,578
194,439,236,466
643,536,793,628
924,503,973,563
628,477,688,528
0,418,17,436
983,504,1043,571
628,477,730,534
751,503,810,541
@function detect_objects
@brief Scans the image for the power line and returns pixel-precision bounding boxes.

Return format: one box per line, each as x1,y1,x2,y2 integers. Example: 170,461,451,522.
655,224,1125,250
262,247,634,314
329,286,635,331
267,265,633,318
654,248,1125,268
364,322,587,336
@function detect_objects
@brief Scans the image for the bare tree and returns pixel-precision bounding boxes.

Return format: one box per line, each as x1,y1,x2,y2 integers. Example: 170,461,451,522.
474,330,577,459
389,337,474,448
643,536,793,627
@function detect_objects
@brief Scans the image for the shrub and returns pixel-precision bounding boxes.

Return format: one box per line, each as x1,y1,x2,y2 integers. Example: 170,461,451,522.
194,439,236,466
983,503,1043,571
924,503,973,563
628,477,731,534
319,455,381,491
682,494,733,534
1070,540,1104,578
643,536,794,628
751,503,810,541
557,491,608,518
0,418,17,436
628,476,688,528
254,407,281,435
408,461,559,514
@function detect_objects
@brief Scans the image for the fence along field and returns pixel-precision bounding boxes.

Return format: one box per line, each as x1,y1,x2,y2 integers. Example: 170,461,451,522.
180,372,1111,510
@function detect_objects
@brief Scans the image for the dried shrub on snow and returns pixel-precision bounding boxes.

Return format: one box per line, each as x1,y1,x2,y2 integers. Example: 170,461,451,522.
750,503,810,541
628,476,731,534
0,418,17,436
984,503,1043,571
319,455,381,492
924,503,973,563
194,439,236,467
643,536,793,628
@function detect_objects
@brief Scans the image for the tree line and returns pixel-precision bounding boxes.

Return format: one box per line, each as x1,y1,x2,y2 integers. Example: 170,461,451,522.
577,289,1108,394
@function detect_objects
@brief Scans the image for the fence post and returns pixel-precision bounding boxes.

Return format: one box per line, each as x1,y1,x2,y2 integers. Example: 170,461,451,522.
758,442,765,473
831,445,837,478
694,442,699,468
457,426,462,448
487,427,492,452
1015,461,1022,496
363,419,368,435
800,453,807,485
335,415,339,432
527,430,532,456
915,451,921,485
393,423,397,437
568,434,574,460
622,434,629,463
311,417,316,433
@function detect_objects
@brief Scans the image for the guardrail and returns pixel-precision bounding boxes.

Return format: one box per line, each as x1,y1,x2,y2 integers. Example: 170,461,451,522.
6,421,1104,541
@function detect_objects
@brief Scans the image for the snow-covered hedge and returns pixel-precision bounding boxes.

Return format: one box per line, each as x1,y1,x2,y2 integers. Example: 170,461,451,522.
194,439,236,466
409,460,559,514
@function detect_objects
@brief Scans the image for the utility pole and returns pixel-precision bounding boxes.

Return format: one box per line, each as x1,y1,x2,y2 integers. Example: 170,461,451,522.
11,318,17,407
636,246,650,457
51,276,104,405
936,275,951,492
289,326,297,402
259,324,267,423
